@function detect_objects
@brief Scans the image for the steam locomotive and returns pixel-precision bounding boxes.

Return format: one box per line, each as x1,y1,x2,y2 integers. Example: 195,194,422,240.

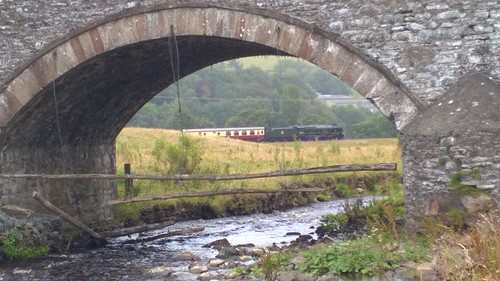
183,125,344,142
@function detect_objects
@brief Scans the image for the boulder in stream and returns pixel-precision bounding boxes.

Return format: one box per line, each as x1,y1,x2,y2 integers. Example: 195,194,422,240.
175,251,201,261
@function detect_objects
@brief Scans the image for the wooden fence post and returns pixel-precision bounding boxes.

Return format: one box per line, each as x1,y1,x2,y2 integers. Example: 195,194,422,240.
124,163,132,198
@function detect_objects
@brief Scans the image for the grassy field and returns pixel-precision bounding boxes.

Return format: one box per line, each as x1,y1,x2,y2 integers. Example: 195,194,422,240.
115,127,402,197
116,128,402,173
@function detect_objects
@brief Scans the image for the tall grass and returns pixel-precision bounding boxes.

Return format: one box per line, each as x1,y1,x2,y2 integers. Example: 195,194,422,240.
433,213,500,280
116,128,402,176
116,129,401,194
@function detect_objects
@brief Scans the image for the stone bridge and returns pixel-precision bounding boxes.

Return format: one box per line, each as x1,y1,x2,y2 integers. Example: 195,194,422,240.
0,0,498,243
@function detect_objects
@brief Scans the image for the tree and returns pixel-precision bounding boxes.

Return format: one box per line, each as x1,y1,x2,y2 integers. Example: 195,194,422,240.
225,109,274,127
280,84,302,125
350,115,397,138
127,56,393,139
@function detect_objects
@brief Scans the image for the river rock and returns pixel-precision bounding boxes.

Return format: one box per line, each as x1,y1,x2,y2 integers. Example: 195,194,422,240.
197,271,220,280
414,262,438,280
277,271,316,281
317,273,341,281
216,246,240,259
209,258,225,267
203,238,231,249
285,231,301,236
221,260,238,269
1,205,33,219
239,255,253,262
188,264,209,274
149,266,172,277
235,243,255,248
316,237,333,244
247,247,265,257
175,251,201,261
290,256,307,266
296,234,313,242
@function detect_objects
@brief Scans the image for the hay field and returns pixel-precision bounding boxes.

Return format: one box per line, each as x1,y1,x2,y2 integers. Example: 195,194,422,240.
116,127,401,177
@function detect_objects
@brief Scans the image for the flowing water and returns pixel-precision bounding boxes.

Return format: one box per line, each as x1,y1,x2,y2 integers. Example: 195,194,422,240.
0,197,381,281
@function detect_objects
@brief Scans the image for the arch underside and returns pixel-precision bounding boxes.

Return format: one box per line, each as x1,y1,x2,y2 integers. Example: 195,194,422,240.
2,37,279,147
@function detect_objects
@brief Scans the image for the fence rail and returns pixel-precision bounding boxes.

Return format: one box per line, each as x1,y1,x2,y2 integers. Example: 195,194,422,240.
0,163,396,181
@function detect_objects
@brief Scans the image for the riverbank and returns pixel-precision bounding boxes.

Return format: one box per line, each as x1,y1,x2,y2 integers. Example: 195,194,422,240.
112,173,400,228
0,196,393,280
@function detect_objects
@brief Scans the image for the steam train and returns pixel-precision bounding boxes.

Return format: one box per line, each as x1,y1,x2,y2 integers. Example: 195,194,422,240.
183,125,344,142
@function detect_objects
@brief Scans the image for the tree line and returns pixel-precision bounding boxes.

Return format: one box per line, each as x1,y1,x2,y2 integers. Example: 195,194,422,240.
127,57,397,139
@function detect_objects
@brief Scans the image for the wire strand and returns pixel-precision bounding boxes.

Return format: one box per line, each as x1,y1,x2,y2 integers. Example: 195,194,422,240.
168,25,183,134
52,52,67,174
167,25,186,176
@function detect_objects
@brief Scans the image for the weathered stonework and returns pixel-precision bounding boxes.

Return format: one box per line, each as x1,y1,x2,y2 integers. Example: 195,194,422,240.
1,1,499,104
0,144,117,226
403,132,499,232
402,74,500,232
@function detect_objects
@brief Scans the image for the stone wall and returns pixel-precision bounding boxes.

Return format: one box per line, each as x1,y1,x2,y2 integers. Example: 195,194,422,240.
403,131,499,232
0,144,117,227
1,0,499,105
402,74,499,232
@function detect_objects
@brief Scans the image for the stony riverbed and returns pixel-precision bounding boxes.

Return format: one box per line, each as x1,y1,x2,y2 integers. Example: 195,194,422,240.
0,197,395,281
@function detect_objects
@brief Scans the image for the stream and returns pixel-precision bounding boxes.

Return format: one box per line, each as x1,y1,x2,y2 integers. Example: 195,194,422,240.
0,197,381,281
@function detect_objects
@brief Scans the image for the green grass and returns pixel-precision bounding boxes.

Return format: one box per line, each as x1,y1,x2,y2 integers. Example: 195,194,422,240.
1,230,50,260
299,179,433,278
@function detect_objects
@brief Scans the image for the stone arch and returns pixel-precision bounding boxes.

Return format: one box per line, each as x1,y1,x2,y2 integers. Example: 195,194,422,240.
0,5,424,137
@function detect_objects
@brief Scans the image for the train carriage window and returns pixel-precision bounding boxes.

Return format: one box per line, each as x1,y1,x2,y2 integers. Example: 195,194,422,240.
261,131,264,134
226,131,231,136
242,131,247,136
198,132,202,136
203,133,206,136
250,130,255,135
234,131,239,136
217,132,221,136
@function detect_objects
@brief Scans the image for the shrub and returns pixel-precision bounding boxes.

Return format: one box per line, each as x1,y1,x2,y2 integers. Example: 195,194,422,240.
152,135,204,174
1,230,49,260
330,141,341,154
258,252,291,281
319,213,349,233
297,237,403,276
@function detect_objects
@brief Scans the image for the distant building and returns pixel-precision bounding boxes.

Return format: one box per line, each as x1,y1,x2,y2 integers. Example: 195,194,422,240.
316,94,378,112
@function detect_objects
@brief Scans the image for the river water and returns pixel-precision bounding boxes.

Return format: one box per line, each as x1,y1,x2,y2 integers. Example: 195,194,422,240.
0,197,381,281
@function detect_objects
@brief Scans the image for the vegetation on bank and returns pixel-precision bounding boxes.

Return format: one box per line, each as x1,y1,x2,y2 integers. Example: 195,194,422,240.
294,181,430,277
244,184,498,280
0,230,50,260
